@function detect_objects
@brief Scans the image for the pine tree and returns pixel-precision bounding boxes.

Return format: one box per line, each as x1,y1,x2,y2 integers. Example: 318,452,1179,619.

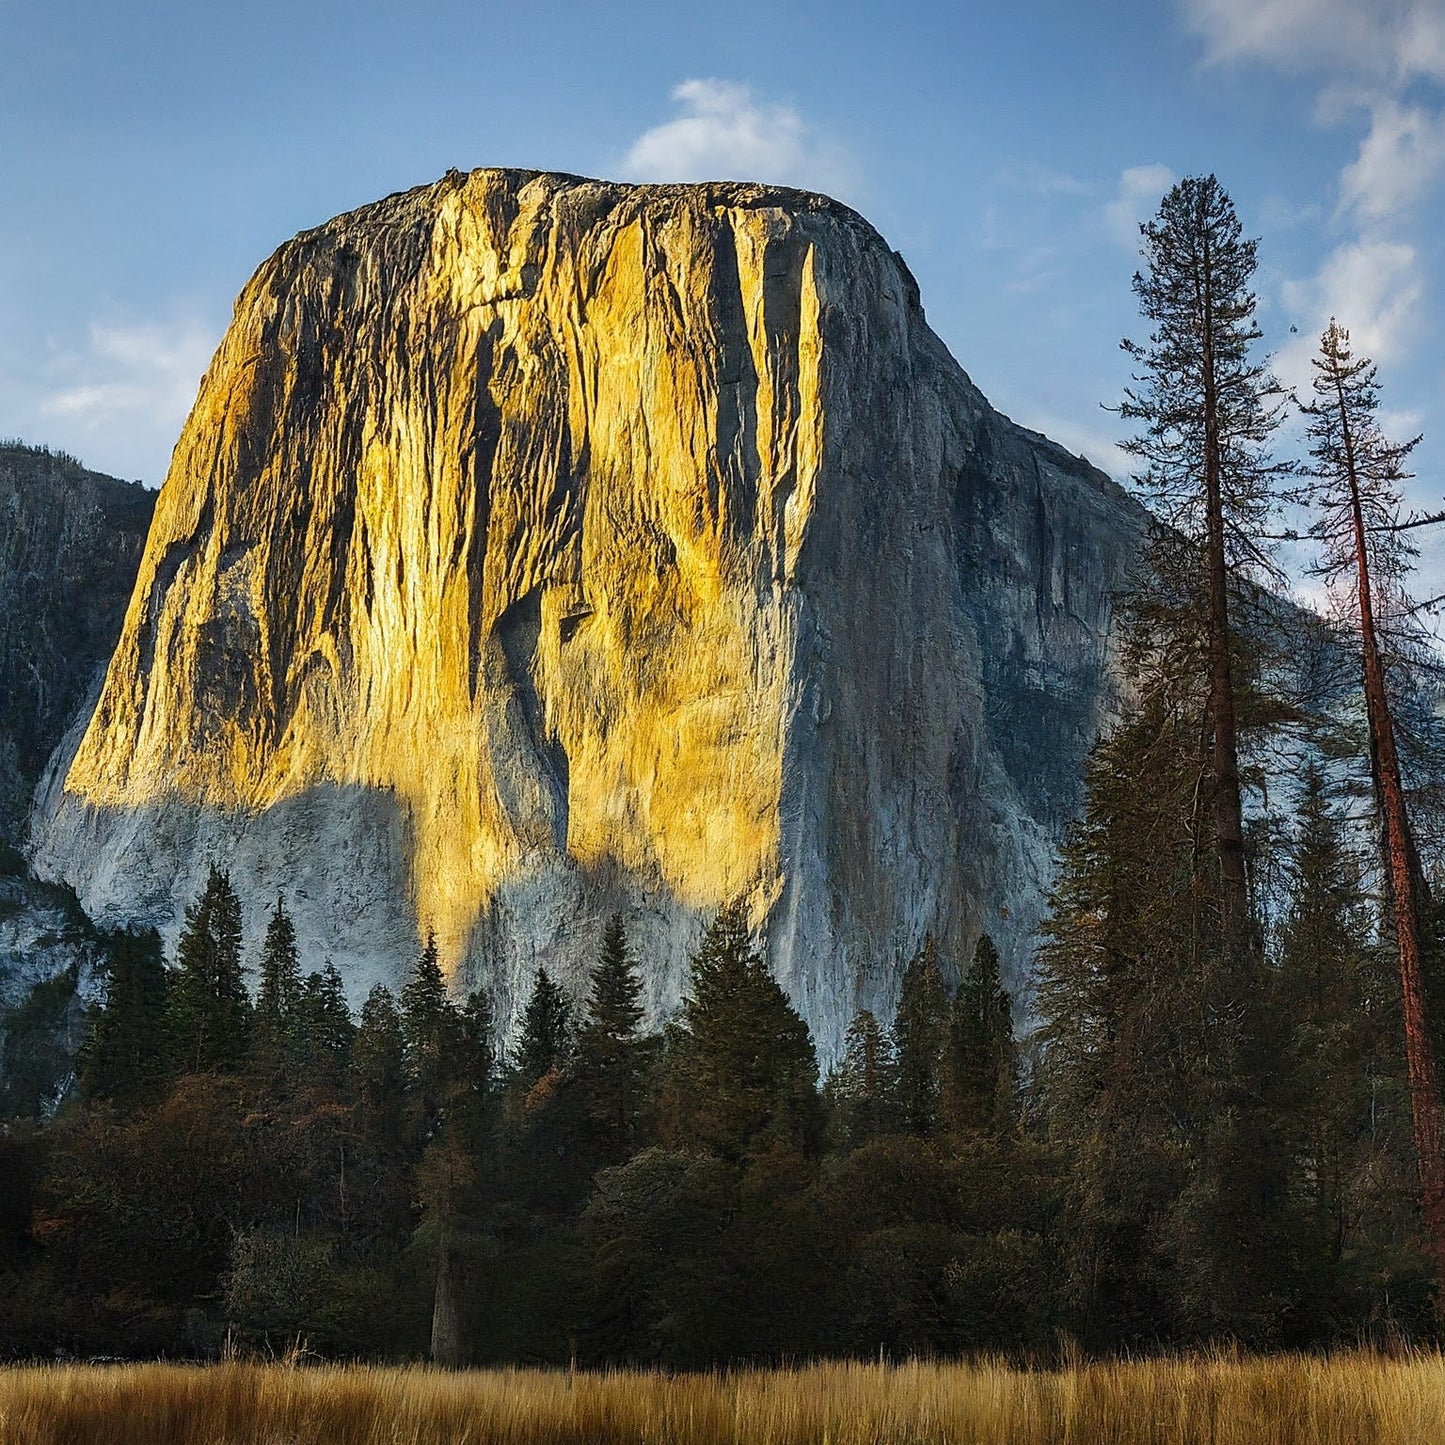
354,984,406,1113
1037,688,1298,1344
256,896,301,1016
77,927,170,1107
1277,765,1389,1288
1120,174,1286,958
401,931,460,1111
461,988,495,1096
1298,318,1445,1297
825,1008,896,1147
892,936,949,1136
297,963,355,1082
944,933,1015,1135
662,901,819,1163
168,865,249,1073
1036,699,1197,1341
253,894,302,1073
447,986,495,1141
574,914,649,1155
514,967,572,1090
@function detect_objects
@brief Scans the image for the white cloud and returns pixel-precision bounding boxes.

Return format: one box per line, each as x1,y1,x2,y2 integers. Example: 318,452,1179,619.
1103,164,1177,251
1178,0,1445,380
1338,96,1445,222
1017,411,1133,482
42,321,216,427
35,319,219,481
1278,239,1422,389
1180,2,1445,230
1181,0,1445,80
620,79,856,199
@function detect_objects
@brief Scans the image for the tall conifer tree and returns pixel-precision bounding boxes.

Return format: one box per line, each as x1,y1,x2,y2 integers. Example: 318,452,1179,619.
1277,765,1390,1287
253,894,302,1072
663,901,818,1163
354,983,407,1143
169,865,249,1073
826,1008,896,1146
256,898,301,1023
515,967,572,1090
575,914,649,1155
944,933,1015,1135
297,963,355,1082
1120,174,1285,956
78,927,169,1107
401,931,453,1101
1298,318,1445,1296
892,937,949,1136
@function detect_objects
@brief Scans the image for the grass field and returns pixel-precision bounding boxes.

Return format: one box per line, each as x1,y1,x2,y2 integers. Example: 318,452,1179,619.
2,1352,1444,1444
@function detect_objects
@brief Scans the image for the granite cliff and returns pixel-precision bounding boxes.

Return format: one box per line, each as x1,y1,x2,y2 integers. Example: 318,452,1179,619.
29,169,1146,1054
0,444,154,1110
0,444,155,842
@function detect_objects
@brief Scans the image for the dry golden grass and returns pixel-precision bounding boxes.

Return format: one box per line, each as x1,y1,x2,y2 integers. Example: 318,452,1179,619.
2,1352,1444,1444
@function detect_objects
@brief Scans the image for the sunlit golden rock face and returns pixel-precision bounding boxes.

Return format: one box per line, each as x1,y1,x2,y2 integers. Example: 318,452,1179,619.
31,170,1145,1052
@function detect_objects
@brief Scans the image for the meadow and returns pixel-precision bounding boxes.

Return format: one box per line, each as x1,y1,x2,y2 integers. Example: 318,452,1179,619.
2,1352,1444,1445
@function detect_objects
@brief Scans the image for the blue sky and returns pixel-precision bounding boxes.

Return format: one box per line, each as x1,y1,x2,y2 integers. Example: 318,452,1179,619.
4,0,1445,589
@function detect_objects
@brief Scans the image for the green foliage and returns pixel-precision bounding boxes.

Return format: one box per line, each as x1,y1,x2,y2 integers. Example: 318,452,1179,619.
297,964,356,1084
77,928,169,1108
892,936,949,1136
253,895,302,1072
168,865,249,1074
1276,766,1419,1325
353,984,406,1145
515,967,573,1091
401,931,460,1116
574,915,651,1160
661,903,819,1165
825,1009,896,1147
1120,174,1285,568
944,934,1015,1136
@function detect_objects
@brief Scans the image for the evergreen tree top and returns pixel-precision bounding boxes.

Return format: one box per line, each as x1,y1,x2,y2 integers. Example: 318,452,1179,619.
584,913,644,1043
515,966,572,1089
402,931,449,1025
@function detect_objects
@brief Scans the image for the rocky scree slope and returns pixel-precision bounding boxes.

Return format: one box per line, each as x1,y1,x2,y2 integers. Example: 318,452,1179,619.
29,170,1148,1056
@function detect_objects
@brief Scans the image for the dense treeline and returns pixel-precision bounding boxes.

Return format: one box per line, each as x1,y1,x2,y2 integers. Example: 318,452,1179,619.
4,174,1445,1363
0,808,1433,1364
0,882,1054,1364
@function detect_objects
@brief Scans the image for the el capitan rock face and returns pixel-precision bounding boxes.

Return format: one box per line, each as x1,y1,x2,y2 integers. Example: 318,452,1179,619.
30,168,1146,1055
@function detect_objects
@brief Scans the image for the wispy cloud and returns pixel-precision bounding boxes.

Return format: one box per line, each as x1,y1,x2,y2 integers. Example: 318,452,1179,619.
1182,0,1445,80
37,319,218,481
620,79,857,200
1337,96,1445,223
1278,239,1422,388
1178,0,1445,380
42,321,215,426
1103,163,1177,251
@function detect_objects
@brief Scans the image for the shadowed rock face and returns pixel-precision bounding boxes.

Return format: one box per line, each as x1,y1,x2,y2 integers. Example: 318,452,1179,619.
0,445,156,842
29,168,1146,1056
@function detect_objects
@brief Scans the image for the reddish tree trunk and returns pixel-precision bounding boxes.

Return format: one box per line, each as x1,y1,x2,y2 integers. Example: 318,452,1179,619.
1196,226,1250,952
1337,369,1445,1308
